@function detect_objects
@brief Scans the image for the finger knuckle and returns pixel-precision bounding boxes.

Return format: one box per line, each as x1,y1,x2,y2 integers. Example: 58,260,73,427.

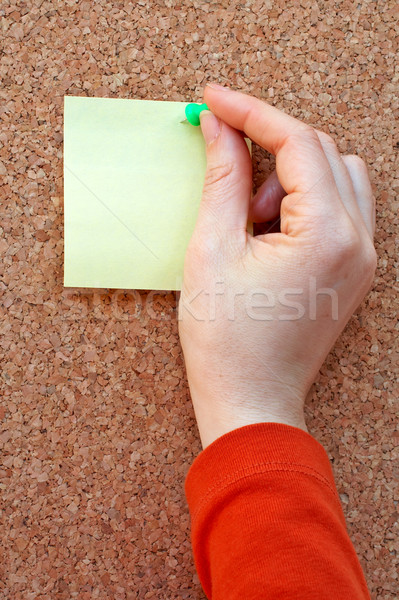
363,244,378,278
283,125,319,154
355,243,377,290
320,221,360,265
203,161,235,189
337,227,361,259
322,221,377,286
315,130,336,149
298,124,319,142
344,154,368,174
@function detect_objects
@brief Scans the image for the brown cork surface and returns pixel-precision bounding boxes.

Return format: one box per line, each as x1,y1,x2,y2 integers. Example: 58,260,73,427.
0,1,398,598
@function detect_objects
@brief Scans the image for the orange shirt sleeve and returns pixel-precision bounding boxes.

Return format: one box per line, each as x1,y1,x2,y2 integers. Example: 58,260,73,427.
185,422,371,600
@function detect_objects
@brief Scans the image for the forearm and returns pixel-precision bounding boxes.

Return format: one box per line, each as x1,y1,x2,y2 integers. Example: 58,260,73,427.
185,422,371,600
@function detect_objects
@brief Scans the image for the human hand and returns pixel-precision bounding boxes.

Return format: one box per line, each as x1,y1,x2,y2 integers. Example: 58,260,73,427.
178,84,376,450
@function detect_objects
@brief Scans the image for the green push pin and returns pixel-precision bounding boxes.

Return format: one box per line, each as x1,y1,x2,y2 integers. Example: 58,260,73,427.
181,103,209,126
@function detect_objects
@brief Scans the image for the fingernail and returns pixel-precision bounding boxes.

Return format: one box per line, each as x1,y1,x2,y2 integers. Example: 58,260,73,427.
206,82,230,92
200,111,221,145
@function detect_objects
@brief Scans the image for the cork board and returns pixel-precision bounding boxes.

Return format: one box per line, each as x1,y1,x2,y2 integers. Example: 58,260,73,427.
0,1,398,599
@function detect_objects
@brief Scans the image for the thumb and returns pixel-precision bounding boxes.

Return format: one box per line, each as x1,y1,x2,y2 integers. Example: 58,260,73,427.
196,110,252,235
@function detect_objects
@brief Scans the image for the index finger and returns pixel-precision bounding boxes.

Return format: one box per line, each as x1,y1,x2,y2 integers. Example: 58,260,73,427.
203,84,342,207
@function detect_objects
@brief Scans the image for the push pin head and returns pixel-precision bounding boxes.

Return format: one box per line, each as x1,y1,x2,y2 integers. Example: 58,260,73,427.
181,102,209,126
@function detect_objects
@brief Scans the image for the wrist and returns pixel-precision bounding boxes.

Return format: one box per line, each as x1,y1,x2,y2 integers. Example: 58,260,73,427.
189,387,309,450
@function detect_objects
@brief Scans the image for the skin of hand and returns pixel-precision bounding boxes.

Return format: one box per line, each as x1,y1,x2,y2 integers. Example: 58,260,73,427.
178,84,377,450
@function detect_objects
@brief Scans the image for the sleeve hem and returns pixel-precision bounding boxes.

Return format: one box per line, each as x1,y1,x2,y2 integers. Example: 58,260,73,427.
185,422,341,517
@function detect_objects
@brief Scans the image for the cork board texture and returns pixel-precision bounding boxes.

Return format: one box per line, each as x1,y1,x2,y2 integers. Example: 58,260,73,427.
0,1,398,599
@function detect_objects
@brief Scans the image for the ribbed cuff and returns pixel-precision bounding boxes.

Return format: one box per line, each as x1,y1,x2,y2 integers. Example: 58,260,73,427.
185,422,341,519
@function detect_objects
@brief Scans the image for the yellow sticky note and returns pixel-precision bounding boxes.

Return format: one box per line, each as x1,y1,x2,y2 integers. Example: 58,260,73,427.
63,96,207,291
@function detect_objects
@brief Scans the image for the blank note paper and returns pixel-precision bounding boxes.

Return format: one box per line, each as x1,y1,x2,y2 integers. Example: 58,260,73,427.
63,96,207,291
